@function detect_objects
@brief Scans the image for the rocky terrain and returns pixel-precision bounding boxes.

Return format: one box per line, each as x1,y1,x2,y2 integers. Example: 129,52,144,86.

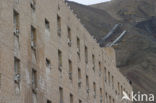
67,0,156,101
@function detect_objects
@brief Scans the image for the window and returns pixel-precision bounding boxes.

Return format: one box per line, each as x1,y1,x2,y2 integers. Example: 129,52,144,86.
100,88,102,97
14,57,20,84
78,68,81,88
70,94,73,103
92,54,95,72
85,46,88,64
99,62,101,76
45,19,50,31
100,88,103,103
77,37,80,50
112,76,114,89
77,37,80,59
109,96,111,103
59,87,63,103
30,0,36,10
68,60,72,81
118,82,120,95
79,100,82,103
31,26,36,50
104,67,107,82
32,69,37,93
13,10,20,37
47,100,51,103
86,75,89,88
31,26,37,62
58,50,62,72
108,72,110,85
67,27,72,46
113,99,115,103
105,93,108,103
86,75,89,94
46,58,51,69
93,82,96,98
121,86,123,96
57,15,61,37
13,10,20,56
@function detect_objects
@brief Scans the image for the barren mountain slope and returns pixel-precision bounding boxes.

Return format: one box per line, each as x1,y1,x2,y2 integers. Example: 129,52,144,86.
92,0,156,22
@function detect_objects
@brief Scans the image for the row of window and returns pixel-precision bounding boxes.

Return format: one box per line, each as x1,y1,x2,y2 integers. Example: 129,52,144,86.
46,88,115,103
14,2,102,75
58,87,82,103
104,68,114,87
105,92,115,103
14,56,103,103
13,17,103,102
12,1,130,103
104,67,130,97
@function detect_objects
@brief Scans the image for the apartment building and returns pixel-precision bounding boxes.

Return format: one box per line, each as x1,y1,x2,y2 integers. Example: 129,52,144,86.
0,0,132,103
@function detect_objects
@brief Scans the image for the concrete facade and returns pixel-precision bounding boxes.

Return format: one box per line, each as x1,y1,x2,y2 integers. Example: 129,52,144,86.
0,0,132,103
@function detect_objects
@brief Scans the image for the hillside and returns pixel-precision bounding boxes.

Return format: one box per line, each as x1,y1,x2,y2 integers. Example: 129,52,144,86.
67,0,156,101
92,0,156,22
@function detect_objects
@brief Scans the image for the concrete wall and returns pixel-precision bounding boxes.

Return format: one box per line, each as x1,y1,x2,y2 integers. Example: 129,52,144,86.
0,0,132,103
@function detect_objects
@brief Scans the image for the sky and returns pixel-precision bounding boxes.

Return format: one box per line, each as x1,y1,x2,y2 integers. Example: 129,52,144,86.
67,0,111,5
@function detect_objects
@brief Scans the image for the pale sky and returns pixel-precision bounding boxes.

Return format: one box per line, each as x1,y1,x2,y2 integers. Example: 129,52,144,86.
68,0,111,5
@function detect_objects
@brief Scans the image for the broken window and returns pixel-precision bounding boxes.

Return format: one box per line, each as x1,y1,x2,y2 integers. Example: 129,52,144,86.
92,54,95,72
86,75,89,89
104,67,107,82
67,27,72,47
85,46,88,64
99,61,102,76
79,100,82,103
86,75,89,94
113,99,115,103
112,76,114,89
31,26,36,50
70,94,73,103
14,57,20,84
100,88,103,103
109,96,111,103
100,88,102,97
105,93,108,103
77,37,80,60
108,72,110,85
46,58,51,69
47,100,51,103
31,26,37,62
121,85,123,96
57,15,61,37
30,0,36,11
78,68,82,88
93,82,96,98
13,10,20,55
68,60,72,81
58,50,62,72
118,82,120,95
13,10,20,37
30,0,36,22
45,19,50,32
32,69,37,94
59,87,64,103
